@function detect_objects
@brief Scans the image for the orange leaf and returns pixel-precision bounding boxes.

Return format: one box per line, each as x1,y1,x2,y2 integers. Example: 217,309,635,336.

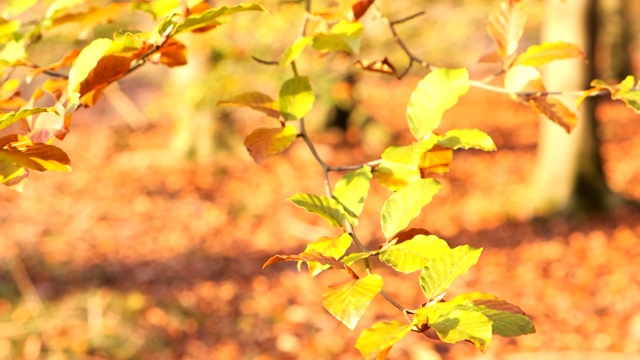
218,92,280,118
244,126,298,164
487,0,528,59
419,145,453,175
150,39,188,67
27,49,80,83
355,57,398,78
529,96,577,133
51,3,133,38
78,55,132,106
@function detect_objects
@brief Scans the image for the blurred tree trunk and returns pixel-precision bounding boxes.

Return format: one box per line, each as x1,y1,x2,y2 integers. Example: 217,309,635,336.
531,0,622,214
169,33,215,161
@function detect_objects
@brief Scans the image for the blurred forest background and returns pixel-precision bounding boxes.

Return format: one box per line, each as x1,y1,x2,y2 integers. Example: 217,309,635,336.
1,0,640,359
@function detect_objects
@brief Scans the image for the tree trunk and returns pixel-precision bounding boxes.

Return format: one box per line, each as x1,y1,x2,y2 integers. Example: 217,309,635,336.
531,0,621,215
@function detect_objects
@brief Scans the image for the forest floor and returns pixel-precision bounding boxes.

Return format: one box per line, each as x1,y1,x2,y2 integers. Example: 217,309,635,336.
1,80,640,360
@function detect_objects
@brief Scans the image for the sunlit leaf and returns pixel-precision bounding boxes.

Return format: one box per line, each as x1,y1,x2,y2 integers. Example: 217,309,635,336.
381,138,437,167
0,41,27,66
373,160,421,191
301,233,353,276
289,193,346,227
440,293,536,338
438,129,496,151
264,251,359,279
504,65,546,95
577,76,640,114
380,178,442,239
407,68,469,140
280,36,313,67
418,145,453,175
355,320,412,360
312,20,363,54
0,20,21,43
419,245,482,301
430,308,492,352
529,95,577,133
244,126,297,164
279,76,315,121
379,234,450,273
322,274,383,330
173,3,267,34
487,0,528,59
0,135,71,172
333,165,372,223
0,153,28,191
68,38,113,93
0,107,58,131
217,92,280,119
514,41,586,68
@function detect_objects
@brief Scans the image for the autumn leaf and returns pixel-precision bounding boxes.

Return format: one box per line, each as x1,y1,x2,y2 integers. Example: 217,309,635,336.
150,38,188,67
487,0,528,60
355,58,398,78
514,41,586,68
244,126,297,163
418,145,453,175
529,95,577,133
351,0,375,21
263,251,358,279
217,92,280,119
322,274,383,329
355,321,412,360
301,233,353,276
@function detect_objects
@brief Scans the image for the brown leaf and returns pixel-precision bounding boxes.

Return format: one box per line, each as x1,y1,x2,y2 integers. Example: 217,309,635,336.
263,252,358,279
351,0,375,21
487,0,528,59
529,95,577,133
473,299,526,315
78,55,132,106
355,57,398,78
391,228,433,245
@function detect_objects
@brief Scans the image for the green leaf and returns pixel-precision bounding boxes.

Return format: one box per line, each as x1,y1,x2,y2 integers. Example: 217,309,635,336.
301,233,353,276
448,293,535,337
217,91,280,118
381,138,438,167
243,126,297,164
68,38,112,93
438,129,496,151
514,41,586,68
280,36,313,66
419,246,483,301
355,320,412,360
380,178,442,239
620,90,640,113
279,76,315,121
312,20,363,54
333,165,372,223
289,193,346,227
341,250,379,265
430,308,493,352
0,107,58,131
5,0,37,16
173,3,267,34
407,68,470,140
322,274,383,330
379,234,450,274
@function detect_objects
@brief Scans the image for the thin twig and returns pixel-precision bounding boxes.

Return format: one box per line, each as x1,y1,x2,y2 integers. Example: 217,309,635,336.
252,56,280,66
